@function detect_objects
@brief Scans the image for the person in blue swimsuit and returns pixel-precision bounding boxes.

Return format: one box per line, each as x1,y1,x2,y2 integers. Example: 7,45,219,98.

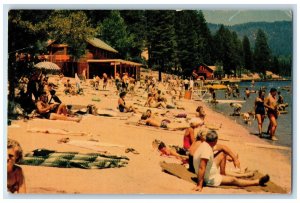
254,90,266,137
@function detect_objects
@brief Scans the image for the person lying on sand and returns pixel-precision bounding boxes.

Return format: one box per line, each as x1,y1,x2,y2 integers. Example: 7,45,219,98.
36,92,81,122
138,109,190,130
153,140,188,164
192,130,270,192
118,91,137,113
7,139,26,193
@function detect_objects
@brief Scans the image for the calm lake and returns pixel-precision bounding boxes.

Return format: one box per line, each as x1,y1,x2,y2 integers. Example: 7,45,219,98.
208,80,292,147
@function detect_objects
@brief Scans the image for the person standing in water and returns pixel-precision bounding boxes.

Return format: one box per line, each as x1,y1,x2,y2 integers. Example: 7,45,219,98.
264,88,279,141
254,90,266,138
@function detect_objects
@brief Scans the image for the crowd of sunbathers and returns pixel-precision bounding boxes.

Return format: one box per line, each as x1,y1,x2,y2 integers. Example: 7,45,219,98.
8,71,270,193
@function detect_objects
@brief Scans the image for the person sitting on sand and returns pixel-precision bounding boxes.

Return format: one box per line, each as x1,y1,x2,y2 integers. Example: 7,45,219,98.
196,106,206,120
192,130,270,192
156,90,167,104
118,92,137,113
36,92,81,122
7,139,26,193
188,130,240,174
144,93,166,109
183,118,204,152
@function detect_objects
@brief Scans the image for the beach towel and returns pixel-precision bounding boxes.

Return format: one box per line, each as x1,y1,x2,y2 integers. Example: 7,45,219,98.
160,162,286,193
20,149,129,169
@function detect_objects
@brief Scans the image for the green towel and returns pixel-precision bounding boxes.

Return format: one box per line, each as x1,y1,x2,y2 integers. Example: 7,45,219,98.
20,148,129,170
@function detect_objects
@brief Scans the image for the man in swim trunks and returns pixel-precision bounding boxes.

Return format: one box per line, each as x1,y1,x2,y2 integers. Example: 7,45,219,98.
36,92,81,122
193,131,270,192
264,88,279,141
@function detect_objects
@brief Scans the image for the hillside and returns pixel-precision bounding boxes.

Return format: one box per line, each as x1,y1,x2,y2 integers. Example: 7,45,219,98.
208,21,293,57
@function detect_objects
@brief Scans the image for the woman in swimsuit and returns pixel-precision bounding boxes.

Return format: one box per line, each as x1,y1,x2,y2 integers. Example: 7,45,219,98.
118,92,136,113
183,118,204,152
255,90,266,137
7,139,26,193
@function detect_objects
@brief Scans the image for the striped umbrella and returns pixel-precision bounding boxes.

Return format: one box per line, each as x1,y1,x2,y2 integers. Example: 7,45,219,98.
34,62,61,71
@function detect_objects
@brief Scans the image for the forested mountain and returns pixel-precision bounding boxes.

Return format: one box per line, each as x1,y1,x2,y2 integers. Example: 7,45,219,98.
208,21,293,57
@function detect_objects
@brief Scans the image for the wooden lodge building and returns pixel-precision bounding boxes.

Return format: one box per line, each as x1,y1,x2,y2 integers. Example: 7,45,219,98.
196,63,217,80
46,38,143,80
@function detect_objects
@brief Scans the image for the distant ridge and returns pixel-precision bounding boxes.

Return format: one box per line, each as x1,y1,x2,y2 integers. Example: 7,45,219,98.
208,21,293,57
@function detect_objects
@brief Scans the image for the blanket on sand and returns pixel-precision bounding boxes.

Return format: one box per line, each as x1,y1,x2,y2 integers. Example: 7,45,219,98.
160,162,286,193
20,149,129,169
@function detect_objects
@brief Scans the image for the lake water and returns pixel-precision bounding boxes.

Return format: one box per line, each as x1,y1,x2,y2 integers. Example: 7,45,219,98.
207,81,292,147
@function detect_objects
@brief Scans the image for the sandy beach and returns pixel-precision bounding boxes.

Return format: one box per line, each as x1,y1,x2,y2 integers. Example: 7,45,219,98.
7,76,292,195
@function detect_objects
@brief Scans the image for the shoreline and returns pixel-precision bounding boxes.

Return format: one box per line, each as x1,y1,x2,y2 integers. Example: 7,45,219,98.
7,79,292,194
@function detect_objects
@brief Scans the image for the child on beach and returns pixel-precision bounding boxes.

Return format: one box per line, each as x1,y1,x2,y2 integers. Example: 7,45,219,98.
7,139,26,193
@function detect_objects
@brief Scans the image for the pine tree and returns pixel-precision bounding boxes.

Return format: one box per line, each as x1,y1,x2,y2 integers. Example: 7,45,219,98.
120,10,147,62
242,36,253,71
146,10,177,81
195,11,214,65
253,29,272,77
231,31,243,77
213,25,236,77
98,10,134,60
174,10,198,76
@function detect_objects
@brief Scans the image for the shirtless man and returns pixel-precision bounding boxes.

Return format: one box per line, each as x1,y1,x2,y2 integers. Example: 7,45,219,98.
7,139,26,193
36,92,81,122
264,88,279,141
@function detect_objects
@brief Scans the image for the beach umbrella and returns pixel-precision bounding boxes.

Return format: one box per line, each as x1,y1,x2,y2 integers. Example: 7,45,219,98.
34,62,61,71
